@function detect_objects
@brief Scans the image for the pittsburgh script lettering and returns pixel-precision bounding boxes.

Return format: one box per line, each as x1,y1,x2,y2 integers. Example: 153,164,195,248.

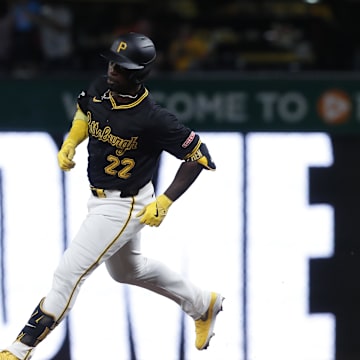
87,118,138,156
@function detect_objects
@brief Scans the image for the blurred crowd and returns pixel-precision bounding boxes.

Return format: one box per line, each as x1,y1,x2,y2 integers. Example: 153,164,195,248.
0,0,359,78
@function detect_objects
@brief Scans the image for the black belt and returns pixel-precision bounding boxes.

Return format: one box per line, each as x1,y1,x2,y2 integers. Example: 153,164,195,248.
90,186,139,198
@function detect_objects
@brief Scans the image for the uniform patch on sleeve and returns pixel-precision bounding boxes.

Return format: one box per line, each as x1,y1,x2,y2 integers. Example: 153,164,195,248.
182,131,196,148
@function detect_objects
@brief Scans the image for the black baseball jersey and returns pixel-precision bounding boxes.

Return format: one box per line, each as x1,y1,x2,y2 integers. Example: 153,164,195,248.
77,76,200,193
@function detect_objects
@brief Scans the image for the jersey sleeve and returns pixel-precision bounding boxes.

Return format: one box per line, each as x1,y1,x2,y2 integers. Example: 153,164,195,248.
149,106,201,160
77,90,89,114
77,77,108,114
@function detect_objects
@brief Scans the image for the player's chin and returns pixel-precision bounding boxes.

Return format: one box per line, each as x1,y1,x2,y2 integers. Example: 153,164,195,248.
107,77,123,92
107,76,116,86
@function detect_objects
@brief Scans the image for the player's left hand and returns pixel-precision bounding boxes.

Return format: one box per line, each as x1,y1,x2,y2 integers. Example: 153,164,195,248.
136,194,173,227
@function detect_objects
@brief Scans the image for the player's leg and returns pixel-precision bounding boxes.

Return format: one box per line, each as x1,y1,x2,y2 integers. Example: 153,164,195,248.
106,235,208,317
105,235,224,350
1,182,154,359
2,197,137,360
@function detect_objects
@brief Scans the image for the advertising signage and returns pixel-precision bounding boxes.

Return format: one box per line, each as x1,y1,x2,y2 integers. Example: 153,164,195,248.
1,73,360,133
0,131,335,360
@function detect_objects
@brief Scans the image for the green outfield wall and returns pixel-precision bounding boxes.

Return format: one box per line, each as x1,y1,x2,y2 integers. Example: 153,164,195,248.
1,73,360,133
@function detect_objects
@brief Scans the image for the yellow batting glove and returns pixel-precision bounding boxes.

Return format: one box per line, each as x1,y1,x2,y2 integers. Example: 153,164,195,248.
136,194,173,227
57,139,76,171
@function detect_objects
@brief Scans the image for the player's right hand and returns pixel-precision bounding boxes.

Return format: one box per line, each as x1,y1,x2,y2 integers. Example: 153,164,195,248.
57,139,76,171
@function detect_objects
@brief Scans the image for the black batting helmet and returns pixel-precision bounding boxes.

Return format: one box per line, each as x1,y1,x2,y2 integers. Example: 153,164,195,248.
101,32,156,84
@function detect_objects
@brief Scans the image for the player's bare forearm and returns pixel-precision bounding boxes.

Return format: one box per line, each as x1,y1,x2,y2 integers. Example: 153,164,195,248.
164,161,203,201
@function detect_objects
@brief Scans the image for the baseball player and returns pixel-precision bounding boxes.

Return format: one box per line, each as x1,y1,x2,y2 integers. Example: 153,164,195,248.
0,32,223,360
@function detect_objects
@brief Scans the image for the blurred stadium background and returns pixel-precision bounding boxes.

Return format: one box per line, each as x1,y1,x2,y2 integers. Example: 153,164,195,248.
1,0,360,359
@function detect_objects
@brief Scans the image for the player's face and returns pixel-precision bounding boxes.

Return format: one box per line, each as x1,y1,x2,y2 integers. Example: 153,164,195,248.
107,61,133,93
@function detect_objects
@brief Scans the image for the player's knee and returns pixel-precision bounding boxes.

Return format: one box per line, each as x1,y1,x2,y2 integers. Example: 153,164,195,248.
106,253,146,283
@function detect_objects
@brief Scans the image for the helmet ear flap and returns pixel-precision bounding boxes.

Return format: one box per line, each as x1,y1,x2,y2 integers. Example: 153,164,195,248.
130,66,153,84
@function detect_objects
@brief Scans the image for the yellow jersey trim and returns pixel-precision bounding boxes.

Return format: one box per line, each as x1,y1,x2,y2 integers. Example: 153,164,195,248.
110,88,149,109
184,139,202,160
